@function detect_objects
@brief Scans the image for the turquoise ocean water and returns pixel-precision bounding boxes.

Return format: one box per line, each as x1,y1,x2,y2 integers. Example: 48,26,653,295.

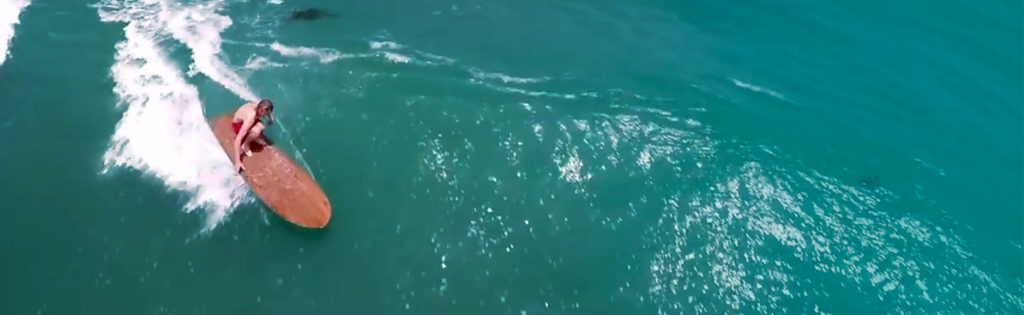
1,0,1022,313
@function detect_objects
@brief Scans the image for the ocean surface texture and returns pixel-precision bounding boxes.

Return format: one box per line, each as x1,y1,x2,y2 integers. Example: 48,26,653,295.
0,0,1021,313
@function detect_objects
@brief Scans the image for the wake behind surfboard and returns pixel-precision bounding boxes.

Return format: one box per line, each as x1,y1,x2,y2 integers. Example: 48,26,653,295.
210,115,331,228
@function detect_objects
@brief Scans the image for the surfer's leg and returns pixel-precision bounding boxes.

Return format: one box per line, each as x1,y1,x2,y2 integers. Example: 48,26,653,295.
240,122,266,155
251,122,269,146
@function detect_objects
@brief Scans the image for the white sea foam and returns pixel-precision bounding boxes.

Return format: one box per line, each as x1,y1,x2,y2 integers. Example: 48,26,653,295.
369,40,402,50
269,41,347,63
469,67,547,84
242,55,283,70
475,81,579,99
415,51,456,64
271,40,420,65
369,39,458,65
730,78,786,101
0,0,30,67
381,51,411,63
162,1,257,101
98,0,252,231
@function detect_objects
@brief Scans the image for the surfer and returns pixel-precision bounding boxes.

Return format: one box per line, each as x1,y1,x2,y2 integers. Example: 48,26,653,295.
232,99,274,172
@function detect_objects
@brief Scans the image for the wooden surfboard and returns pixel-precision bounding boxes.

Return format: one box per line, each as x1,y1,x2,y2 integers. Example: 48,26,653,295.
210,115,331,228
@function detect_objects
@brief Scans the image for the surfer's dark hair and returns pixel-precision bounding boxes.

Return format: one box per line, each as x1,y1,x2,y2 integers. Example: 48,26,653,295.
257,99,274,124
257,99,274,112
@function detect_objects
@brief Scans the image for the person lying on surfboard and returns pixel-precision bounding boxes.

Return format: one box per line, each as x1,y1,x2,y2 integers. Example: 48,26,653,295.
232,99,274,173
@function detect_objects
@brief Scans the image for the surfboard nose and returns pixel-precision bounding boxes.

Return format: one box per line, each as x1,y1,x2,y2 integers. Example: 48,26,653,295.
303,202,331,228
287,197,331,228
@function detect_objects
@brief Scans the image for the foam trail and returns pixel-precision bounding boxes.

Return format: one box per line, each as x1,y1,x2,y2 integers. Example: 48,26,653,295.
381,51,411,63
368,40,411,64
0,0,30,67
730,78,786,101
243,55,284,70
468,67,548,84
98,0,250,231
270,41,350,63
368,40,401,50
162,0,257,101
